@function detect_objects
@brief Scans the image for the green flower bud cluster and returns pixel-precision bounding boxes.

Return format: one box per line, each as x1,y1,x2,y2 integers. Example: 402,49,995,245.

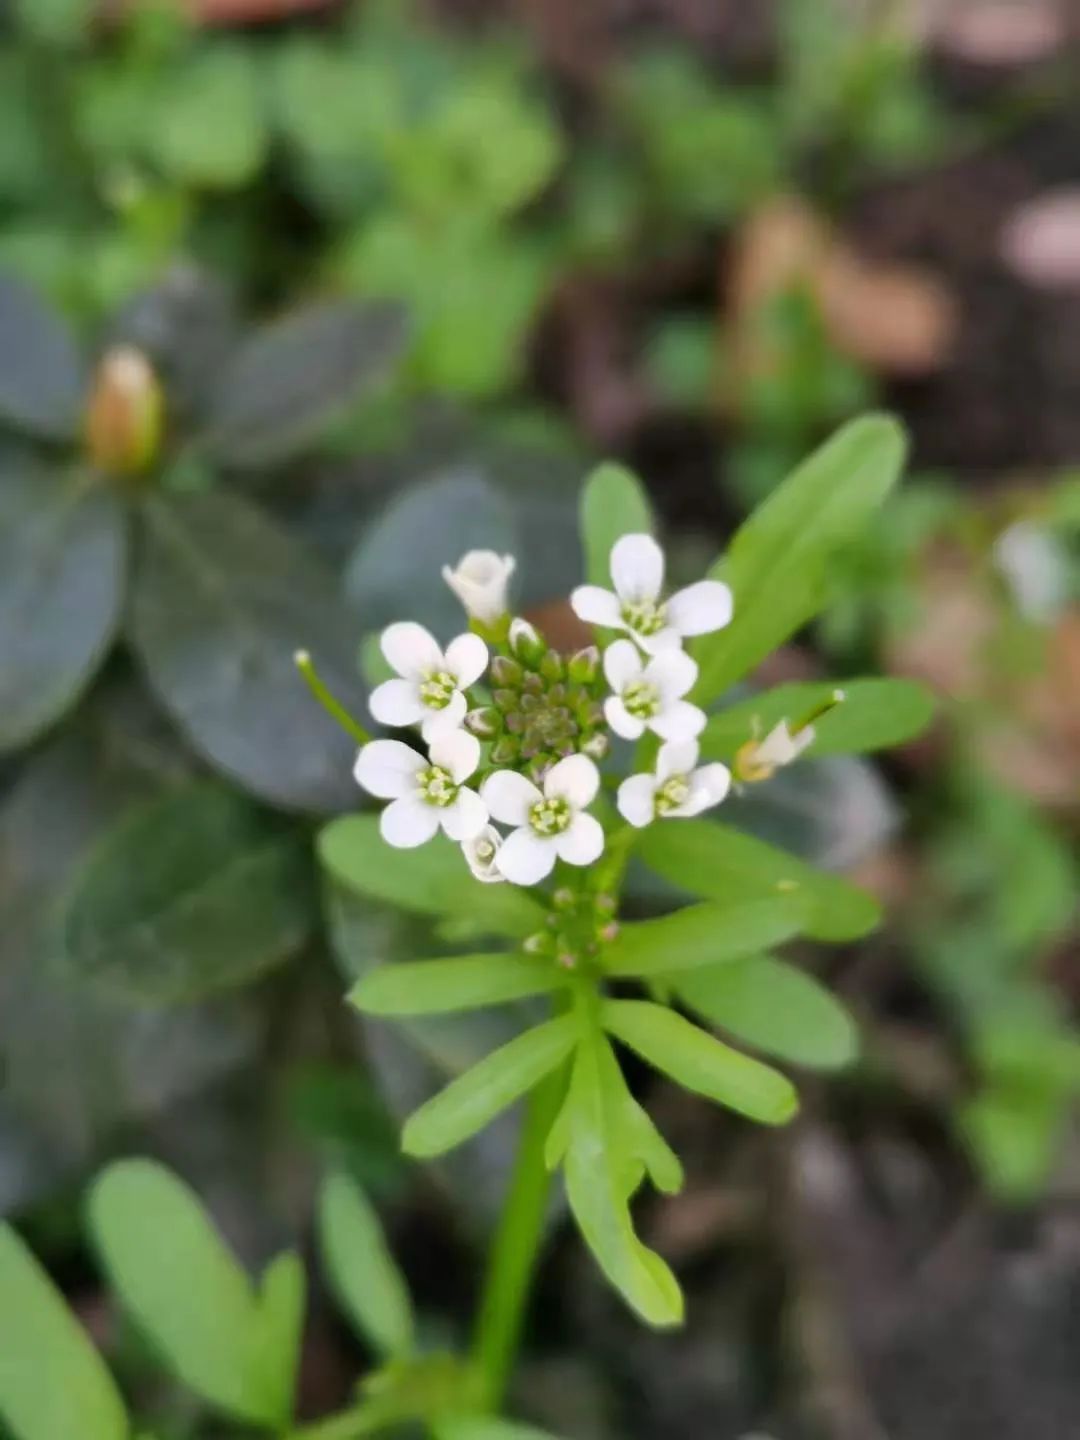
464,626,608,784
523,888,619,971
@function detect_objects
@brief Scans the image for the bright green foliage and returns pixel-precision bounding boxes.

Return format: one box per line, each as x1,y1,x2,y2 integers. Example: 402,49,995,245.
700,677,935,760
351,954,572,1017
318,1173,415,1358
636,819,880,941
436,1418,563,1440
675,955,858,1071
602,896,806,977
0,1225,128,1440
88,1159,304,1428
694,415,907,702
580,461,655,586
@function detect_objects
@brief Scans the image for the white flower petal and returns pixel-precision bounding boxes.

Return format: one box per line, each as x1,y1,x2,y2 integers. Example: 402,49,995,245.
440,786,489,841
603,638,643,692
380,796,440,848
429,727,481,782
604,695,645,740
650,699,706,742
555,812,604,866
354,739,424,799
645,647,698,701
544,753,599,809
617,774,658,828
666,579,734,637
636,625,683,655
380,621,443,679
656,739,700,781
495,827,557,885
445,632,489,688
671,762,731,817
420,689,467,741
481,770,542,826
570,584,621,628
369,677,424,728
610,533,664,603
755,720,814,769
442,551,515,625
462,825,505,883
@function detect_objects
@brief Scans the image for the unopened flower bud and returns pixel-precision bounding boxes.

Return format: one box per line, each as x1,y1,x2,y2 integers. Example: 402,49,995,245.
595,893,616,915
442,550,516,626
490,655,524,688
539,650,565,683
567,646,600,685
508,618,545,666
84,346,163,477
581,732,609,760
492,689,519,714
523,930,554,956
599,922,620,944
490,735,521,766
553,887,575,910
464,706,502,739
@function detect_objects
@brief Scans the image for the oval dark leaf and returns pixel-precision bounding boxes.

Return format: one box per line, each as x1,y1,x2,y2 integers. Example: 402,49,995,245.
0,275,86,440
53,782,314,1004
129,490,368,813
201,299,408,469
0,448,126,754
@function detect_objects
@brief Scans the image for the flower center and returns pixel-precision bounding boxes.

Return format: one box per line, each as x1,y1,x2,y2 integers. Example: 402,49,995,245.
419,670,458,709
474,837,496,864
655,774,691,815
621,598,667,637
529,796,572,836
622,679,661,719
417,764,459,808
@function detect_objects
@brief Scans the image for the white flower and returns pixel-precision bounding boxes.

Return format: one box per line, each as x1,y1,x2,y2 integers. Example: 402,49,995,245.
571,533,733,654
602,639,704,742
733,691,845,783
369,622,488,741
354,730,488,849
442,550,516,626
481,755,604,886
617,740,731,827
462,825,506,884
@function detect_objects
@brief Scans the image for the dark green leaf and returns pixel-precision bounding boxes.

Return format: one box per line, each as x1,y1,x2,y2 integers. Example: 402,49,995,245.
675,955,858,1070
603,897,805,979
319,817,544,938
636,819,880,942
694,416,907,702
0,276,85,440
88,1159,289,1426
318,1173,414,1358
701,678,935,759
129,490,368,812
580,462,654,587
601,1000,798,1125
402,1016,577,1158
203,300,408,469
351,954,570,1017
0,1224,127,1440
0,451,126,753
53,783,312,1003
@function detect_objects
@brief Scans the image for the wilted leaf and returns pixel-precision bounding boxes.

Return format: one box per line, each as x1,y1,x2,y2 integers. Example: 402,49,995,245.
0,275,86,440
0,449,126,754
53,782,313,1003
129,490,368,812
202,299,408,468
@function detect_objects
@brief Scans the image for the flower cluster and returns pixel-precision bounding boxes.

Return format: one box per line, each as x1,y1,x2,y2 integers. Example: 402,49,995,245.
352,535,821,888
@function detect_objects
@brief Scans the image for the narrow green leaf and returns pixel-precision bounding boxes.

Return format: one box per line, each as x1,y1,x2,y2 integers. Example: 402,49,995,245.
0,276,86,439
88,1159,282,1426
580,461,655,586
602,1000,798,1125
402,1016,578,1159
53,783,313,1003
0,451,126,754
202,299,408,469
675,955,858,1071
695,415,907,701
251,1252,305,1428
317,1173,414,1359
0,1225,127,1440
700,678,935,760
350,954,570,1017
636,819,880,942
436,1418,564,1440
603,896,804,978
319,817,544,939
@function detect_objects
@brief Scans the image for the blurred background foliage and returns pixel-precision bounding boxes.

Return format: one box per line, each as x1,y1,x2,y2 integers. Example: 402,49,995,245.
0,1,1078,1437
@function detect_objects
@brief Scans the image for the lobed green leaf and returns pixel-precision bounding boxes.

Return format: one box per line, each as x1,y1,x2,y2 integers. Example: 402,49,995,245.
350,954,571,1017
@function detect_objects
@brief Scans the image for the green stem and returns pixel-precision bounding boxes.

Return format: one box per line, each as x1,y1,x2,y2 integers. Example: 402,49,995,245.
471,1068,565,1411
